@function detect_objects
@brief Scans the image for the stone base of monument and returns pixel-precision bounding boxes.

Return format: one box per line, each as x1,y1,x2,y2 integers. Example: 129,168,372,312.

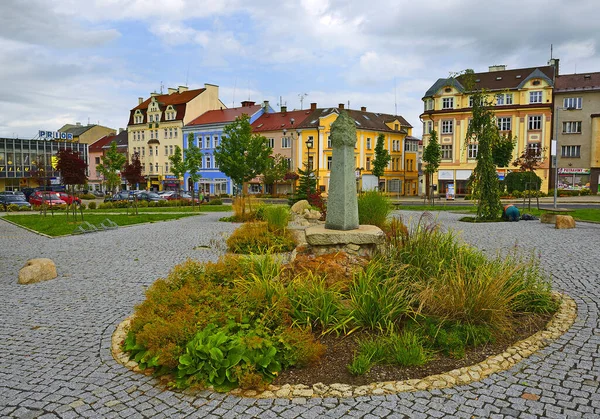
304,225,385,257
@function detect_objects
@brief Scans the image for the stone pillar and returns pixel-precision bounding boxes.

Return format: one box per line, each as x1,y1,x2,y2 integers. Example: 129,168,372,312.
325,111,359,230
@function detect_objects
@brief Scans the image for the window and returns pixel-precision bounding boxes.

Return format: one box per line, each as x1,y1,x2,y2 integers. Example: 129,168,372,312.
285,158,292,169
424,99,434,111
467,144,478,159
563,97,582,109
504,94,513,105
169,145,173,155
366,157,371,171
149,147,153,156
427,121,433,134
205,156,211,169
141,131,144,140
214,136,219,148
155,146,159,156
527,143,541,156
442,97,454,109
366,138,371,149
528,115,542,130
495,93,513,105
529,91,542,104
327,156,332,170
267,138,274,149
155,114,160,122
563,121,582,134
174,128,177,138
155,163,158,173
441,145,453,160
441,120,453,134
327,135,331,148
204,137,210,148
164,146,168,156
468,96,474,107
164,128,168,138
561,145,581,158
149,164,153,173
141,147,145,156
149,115,154,122
165,162,169,173
497,117,512,131
281,137,291,148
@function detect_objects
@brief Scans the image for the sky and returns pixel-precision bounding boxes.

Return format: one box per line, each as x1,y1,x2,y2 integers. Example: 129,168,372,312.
1,0,600,140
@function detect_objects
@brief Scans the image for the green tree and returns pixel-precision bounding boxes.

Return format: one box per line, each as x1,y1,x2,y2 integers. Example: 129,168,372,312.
465,89,503,220
294,164,317,202
168,145,187,195
492,134,516,168
121,153,145,214
97,141,126,194
56,148,87,219
371,133,391,187
184,140,203,207
262,154,289,195
422,129,442,198
214,114,272,195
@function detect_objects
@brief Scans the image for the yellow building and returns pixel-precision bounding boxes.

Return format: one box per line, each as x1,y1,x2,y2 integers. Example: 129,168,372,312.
295,103,417,195
420,62,558,194
58,123,116,145
127,84,225,191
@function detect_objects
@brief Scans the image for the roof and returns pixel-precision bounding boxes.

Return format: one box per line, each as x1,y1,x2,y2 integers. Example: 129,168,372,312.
59,124,98,136
555,72,600,92
297,107,413,131
132,88,206,111
251,110,313,132
423,65,556,98
89,134,117,152
406,136,420,141
186,104,262,126
101,130,128,149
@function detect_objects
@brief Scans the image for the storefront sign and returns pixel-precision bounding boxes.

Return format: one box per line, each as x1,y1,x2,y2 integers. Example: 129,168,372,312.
438,170,453,180
558,168,590,175
455,170,472,180
38,130,73,141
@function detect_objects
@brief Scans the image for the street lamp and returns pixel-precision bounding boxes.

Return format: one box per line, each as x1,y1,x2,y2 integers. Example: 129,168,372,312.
305,137,314,170
355,166,363,193
552,106,574,209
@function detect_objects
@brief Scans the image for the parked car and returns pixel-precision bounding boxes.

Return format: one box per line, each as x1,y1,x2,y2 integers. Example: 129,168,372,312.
165,192,199,203
136,191,167,202
28,191,66,207
58,192,81,205
104,191,133,202
91,190,105,197
0,194,32,210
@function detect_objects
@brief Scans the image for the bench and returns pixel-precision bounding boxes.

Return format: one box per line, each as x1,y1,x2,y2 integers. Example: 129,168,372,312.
539,207,574,224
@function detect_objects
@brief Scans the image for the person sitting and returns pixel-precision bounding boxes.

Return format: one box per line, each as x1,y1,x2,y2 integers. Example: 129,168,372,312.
503,204,520,222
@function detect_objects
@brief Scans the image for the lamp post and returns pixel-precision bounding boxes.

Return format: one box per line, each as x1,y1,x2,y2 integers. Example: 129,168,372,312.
552,106,574,209
305,137,314,170
355,166,363,193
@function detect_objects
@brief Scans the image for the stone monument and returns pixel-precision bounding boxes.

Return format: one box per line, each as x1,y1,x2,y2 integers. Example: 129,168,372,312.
325,110,359,230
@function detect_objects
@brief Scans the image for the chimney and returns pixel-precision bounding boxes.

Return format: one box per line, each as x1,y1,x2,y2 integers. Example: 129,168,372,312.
119,128,125,133
263,100,270,109
361,106,367,112
548,58,560,76
280,105,287,113
310,102,317,110
488,65,507,72
241,100,255,107
168,87,177,95
150,92,159,97
178,85,188,93
338,103,345,109
138,97,143,105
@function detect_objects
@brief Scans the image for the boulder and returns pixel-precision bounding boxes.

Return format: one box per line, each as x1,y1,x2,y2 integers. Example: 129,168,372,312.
18,258,57,284
555,215,575,229
540,213,556,224
291,200,310,214
304,209,322,220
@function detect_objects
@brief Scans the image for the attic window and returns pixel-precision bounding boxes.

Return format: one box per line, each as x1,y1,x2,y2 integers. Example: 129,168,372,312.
532,80,541,86
496,76,502,80
257,124,263,128
363,115,370,120
444,88,452,93
516,75,522,79
355,120,361,126
311,120,318,124
475,79,480,82
584,74,591,79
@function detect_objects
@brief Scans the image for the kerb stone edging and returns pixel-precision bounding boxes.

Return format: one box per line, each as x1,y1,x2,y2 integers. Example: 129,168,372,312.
111,292,576,399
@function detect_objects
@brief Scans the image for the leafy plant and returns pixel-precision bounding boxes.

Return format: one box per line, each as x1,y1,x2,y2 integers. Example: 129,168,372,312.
358,191,391,228
226,222,296,254
262,205,290,232
348,353,373,376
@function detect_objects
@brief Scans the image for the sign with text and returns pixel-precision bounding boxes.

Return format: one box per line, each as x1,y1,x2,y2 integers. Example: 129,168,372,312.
558,168,590,175
38,130,74,141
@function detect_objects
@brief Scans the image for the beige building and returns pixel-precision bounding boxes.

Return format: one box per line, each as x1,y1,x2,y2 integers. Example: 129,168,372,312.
58,123,116,145
127,84,226,191
553,72,600,193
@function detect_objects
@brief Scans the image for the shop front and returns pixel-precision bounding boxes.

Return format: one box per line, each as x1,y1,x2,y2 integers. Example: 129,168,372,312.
558,168,591,190
163,175,180,191
455,170,472,195
437,170,454,195
146,175,161,192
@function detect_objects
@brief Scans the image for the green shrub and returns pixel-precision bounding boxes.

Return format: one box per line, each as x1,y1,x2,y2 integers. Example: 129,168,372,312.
504,171,541,193
388,330,430,366
18,205,31,211
138,200,149,207
348,353,372,376
88,201,97,210
79,193,96,199
226,222,296,254
208,199,223,205
357,191,391,228
7,204,20,212
79,203,87,210
262,205,290,232
98,203,113,209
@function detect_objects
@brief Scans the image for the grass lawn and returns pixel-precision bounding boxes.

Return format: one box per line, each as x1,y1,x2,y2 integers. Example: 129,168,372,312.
88,205,232,213
393,204,476,212
3,212,201,236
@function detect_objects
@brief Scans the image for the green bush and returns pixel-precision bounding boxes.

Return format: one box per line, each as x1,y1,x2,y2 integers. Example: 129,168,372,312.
226,222,296,254
7,204,20,212
262,205,290,232
88,201,97,210
504,171,542,193
358,191,391,228
79,193,96,200
98,203,113,209
208,199,223,205
18,205,31,211
79,203,87,210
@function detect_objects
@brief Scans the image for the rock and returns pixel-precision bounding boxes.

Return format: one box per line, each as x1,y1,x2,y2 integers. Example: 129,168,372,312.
304,209,322,220
555,215,575,229
540,213,556,224
291,200,311,214
305,225,385,246
18,258,57,284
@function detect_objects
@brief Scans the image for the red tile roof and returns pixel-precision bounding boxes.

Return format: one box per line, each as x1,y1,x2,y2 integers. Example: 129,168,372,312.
555,72,600,92
186,104,263,126
89,134,117,152
251,110,313,132
128,88,206,126
297,107,412,131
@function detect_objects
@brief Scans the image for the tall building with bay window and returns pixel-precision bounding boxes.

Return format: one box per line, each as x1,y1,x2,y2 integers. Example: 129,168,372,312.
0,137,88,191
421,61,558,194
553,72,600,192
127,84,226,191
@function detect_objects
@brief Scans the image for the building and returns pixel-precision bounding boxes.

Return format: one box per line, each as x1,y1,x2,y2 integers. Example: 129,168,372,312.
183,101,273,195
58,123,116,145
127,84,226,191
88,129,128,192
0,137,88,191
553,72,600,192
251,106,313,195
295,103,417,195
421,62,558,194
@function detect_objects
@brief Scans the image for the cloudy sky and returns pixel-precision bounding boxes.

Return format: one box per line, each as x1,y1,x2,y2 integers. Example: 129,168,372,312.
1,0,599,139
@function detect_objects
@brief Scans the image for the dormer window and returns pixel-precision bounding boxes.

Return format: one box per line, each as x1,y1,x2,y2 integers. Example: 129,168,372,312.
532,80,541,86
442,97,454,109
529,91,542,104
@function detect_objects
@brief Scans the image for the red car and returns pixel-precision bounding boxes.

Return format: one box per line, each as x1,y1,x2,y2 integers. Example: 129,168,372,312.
58,192,81,205
29,191,67,207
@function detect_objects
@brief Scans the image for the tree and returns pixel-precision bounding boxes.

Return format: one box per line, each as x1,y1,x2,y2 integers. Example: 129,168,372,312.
168,146,187,194
121,153,145,189
97,141,126,194
214,114,272,194
492,134,516,168
422,129,442,198
371,133,391,187
465,89,503,220
512,146,546,192
184,142,203,208
294,164,317,202
262,154,289,195
56,148,87,219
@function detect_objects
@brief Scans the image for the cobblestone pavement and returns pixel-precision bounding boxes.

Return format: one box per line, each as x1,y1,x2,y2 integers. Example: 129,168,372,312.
1,211,599,418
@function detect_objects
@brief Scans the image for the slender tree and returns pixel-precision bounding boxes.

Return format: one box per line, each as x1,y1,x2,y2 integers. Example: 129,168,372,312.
262,154,289,196
121,153,145,214
56,148,87,219
168,146,187,199
422,129,442,198
371,133,391,189
214,114,272,195
97,141,126,194
184,143,203,208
